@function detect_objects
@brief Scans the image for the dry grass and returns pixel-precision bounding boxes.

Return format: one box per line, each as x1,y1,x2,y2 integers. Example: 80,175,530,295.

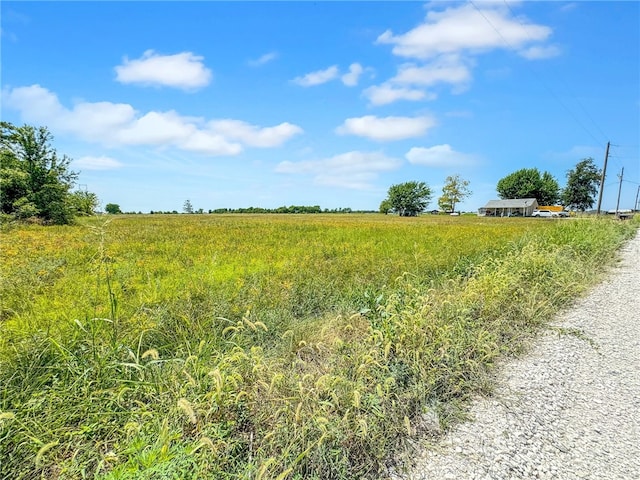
0,213,637,479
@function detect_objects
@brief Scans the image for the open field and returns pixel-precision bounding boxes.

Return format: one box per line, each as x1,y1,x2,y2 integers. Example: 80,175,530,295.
1,214,637,479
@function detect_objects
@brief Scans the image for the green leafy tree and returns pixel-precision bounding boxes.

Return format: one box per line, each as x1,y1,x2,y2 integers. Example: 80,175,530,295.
496,167,559,205
105,203,122,214
384,181,432,217
69,191,100,216
379,198,392,214
183,199,194,214
438,174,471,213
561,158,602,211
1,122,79,224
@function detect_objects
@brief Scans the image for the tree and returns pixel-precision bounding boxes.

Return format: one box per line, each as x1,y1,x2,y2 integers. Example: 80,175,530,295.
69,190,99,216
383,181,432,217
379,198,392,214
438,174,471,213
1,122,79,224
183,199,194,214
561,158,601,211
105,203,122,214
496,167,559,205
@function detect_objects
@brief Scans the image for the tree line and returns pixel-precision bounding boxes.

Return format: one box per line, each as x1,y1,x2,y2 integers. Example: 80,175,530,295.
380,162,602,217
1,122,603,224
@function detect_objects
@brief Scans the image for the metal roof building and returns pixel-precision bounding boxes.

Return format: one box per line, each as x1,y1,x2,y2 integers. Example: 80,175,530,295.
478,198,538,217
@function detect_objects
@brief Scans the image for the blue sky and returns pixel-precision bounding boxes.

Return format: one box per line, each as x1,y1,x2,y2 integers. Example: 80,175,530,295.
2,1,638,213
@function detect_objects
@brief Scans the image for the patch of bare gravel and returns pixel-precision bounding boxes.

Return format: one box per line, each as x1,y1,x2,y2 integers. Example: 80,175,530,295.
394,230,640,480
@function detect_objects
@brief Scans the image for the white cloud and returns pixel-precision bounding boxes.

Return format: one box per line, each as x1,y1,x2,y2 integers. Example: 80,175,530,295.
406,144,479,167
248,51,278,67
3,84,136,142
392,57,471,87
113,110,198,146
368,4,557,106
2,84,301,156
179,131,242,156
207,120,303,148
364,55,471,106
336,115,436,141
518,44,561,60
115,50,212,90
559,3,578,13
341,63,364,86
363,84,431,106
377,3,553,59
276,151,401,189
292,65,339,86
75,155,123,170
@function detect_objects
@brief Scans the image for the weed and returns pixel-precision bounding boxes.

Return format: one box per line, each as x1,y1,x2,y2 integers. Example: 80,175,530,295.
0,214,636,478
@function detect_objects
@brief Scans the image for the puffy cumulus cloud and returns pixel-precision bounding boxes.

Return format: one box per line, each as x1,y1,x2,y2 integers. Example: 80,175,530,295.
364,56,470,106
2,84,136,143
392,56,471,87
369,3,558,105
248,51,278,67
208,120,303,148
179,131,242,156
336,115,436,142
292,65,339,86
405,144,479,167
75,155,123,170
363,84,430,106
377,3,553,59
115,50,212,90
113,110,199,146
341,63,364,87
276,151,401,190
2,84,301,156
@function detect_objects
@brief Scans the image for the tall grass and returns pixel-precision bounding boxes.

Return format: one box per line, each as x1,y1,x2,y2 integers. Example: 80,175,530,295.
0,214,637,479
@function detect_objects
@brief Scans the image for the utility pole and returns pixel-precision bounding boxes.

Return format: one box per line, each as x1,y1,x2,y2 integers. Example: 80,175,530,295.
596,141,610,215
615,167,624,217
635,185,640,212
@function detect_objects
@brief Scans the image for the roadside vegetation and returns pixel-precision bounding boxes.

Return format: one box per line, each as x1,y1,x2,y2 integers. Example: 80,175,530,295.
1,213,637,479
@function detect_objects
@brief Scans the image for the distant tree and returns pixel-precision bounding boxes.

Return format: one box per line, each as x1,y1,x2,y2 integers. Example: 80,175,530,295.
183,199,194,214
379,198,392,214
384,181,432,217
496,168,559,205
438,174,471,213
69,190,99,216
1,122,79,224
105,203,122,214
561,158,602,211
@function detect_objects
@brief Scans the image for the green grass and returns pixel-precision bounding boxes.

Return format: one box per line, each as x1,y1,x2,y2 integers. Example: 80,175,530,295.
0,214,637,479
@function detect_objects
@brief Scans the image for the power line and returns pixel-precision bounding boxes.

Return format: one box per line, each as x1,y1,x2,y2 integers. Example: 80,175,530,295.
469,0,608,148
501,0,610,144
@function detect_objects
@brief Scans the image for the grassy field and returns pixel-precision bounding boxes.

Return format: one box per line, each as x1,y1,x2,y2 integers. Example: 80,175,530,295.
0,214,637,479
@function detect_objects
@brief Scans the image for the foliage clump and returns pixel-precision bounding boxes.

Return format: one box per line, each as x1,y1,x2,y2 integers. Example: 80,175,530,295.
381,181,432,216
561,158,602,211
496,167,560,205
0,122,98,224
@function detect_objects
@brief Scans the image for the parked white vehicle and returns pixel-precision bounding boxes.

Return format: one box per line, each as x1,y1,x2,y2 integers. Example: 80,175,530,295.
531,209,559,218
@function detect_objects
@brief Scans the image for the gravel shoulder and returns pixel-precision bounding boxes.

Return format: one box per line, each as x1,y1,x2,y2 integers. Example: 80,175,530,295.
397,231,640,480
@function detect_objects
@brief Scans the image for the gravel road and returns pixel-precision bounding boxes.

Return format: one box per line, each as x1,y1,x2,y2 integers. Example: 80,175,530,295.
397,231,640,480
